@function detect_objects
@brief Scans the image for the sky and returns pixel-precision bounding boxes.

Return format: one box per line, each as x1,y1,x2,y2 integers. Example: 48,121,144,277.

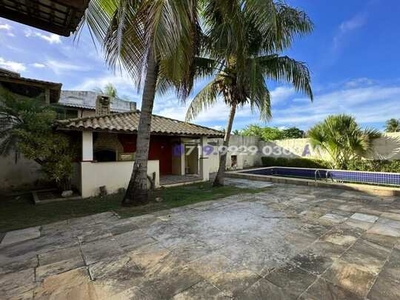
0,0,400,132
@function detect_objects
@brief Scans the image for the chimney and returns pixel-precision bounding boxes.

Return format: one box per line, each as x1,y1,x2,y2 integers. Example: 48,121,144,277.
130,102,137,112
95,95,111,115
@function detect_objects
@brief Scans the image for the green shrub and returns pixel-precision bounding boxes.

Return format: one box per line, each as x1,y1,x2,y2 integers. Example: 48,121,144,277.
347,160,400,173
261,157,330,168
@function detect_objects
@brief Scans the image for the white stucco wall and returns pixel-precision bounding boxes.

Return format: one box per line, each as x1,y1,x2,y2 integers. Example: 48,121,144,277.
78,160,160,198
207,133,400,172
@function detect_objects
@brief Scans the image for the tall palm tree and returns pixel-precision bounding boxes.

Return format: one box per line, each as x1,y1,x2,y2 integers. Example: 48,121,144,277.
308,114,381,169
186,1,314,186
385,118,400,133
82,0,201,205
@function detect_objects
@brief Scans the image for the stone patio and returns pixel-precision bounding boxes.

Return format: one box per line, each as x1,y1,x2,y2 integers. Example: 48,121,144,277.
1,184,400,299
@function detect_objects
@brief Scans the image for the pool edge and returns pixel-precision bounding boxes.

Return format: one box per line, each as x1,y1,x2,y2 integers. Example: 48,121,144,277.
226,169,400,197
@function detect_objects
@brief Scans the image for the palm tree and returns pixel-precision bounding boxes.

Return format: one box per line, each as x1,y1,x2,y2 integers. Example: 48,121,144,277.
385,118,400,133
186,1,314,186
93,83,118,98
308,114,381,169
82,0,201,205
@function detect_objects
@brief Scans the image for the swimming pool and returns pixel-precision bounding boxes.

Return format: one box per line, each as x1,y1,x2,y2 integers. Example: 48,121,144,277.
239,167,400,187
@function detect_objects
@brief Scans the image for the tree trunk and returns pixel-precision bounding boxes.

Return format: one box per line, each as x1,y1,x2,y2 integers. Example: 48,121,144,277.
122,51,159,206
213,103,237,187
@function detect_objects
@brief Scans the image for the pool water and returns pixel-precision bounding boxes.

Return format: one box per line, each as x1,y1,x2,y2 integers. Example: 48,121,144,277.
240,167,400,187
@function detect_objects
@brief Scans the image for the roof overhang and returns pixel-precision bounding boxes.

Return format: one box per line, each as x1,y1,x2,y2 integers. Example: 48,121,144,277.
0,0,90,36
0,74,62,103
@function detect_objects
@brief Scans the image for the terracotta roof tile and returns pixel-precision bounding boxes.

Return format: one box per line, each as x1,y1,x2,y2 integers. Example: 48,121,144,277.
56,111,224,137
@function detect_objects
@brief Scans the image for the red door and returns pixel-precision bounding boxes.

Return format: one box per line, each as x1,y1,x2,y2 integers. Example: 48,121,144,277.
148,136,172,175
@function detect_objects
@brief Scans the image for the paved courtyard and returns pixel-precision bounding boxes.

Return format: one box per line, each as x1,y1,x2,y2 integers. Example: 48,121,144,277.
1,184,400,299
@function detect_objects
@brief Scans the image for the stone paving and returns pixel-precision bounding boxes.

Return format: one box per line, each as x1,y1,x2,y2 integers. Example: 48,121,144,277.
1,184,400,299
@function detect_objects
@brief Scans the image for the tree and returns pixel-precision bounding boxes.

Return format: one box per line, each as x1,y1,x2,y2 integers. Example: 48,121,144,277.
385,118,400,133
186,1,313,186
0,89,75,190
83,0,201,205
241,125,283,141
282,127,305,139
93,83,118,98
308,114,381,169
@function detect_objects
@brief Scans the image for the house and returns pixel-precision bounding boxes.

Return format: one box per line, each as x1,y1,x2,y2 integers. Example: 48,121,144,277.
56,108,224,197
55,90,137,119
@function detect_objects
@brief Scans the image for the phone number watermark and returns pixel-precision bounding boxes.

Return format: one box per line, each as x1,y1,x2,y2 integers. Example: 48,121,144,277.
173,144,297,156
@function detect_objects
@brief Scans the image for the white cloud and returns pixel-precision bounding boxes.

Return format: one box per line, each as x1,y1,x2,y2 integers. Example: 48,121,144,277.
333,12,367,50
339,13,367,33
0,57,26,72
31,63,46,68
0,24,11,31
25,29,62,44
46,60,92,75
0,23,15,37
268,80,400,130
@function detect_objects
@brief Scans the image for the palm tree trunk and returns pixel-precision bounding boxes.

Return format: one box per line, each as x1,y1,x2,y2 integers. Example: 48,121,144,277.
213,103,237,187
122,51,159,206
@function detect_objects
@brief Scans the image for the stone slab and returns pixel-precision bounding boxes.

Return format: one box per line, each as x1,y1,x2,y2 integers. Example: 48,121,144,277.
0,227,41,247
350,213,379,223
319,214,348,224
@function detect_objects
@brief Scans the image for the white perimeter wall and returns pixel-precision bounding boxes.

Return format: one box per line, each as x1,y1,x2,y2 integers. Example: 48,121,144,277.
77,160,160,198
208,133,400,172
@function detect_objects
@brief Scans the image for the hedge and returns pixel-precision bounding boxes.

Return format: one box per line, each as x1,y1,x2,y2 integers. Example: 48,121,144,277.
261,157,400,173
261,157,330,169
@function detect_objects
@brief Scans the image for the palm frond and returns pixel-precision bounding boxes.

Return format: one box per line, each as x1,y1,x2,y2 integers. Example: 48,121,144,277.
255,55,313,100
185,79,220,121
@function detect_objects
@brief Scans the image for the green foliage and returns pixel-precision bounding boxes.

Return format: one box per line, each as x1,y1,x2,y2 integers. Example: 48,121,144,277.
385,118,400,133
282,127,305,139
261,157,330,168
0,89,75,189
0,89,46,156
347,159,400,173
185,1,313,123
308,114,381,169
241,124,304,141
94,83,118,98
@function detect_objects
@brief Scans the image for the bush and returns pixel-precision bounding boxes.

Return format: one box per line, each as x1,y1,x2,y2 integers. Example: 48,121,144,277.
261,157,330,169
347,160,400,173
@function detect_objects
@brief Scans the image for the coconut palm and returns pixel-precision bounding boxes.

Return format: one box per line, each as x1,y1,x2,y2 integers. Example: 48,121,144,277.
82,0,201,205
186,1,314,186
385,118,400,133
308,114,381,169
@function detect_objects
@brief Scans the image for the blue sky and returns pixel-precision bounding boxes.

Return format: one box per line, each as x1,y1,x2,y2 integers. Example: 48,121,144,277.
1,0,400,131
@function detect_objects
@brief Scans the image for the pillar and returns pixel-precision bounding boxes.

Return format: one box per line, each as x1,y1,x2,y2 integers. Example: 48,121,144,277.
82,131,93,161
199,136,209,181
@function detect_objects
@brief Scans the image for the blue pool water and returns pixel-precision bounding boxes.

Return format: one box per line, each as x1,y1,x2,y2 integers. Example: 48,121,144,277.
240,167,400,187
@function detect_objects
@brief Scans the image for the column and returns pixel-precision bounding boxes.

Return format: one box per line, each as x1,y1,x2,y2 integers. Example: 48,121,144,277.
82,131,93,161
199,136,209,181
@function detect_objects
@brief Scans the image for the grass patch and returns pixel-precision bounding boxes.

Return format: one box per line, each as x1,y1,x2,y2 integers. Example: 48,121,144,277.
0,182,262,233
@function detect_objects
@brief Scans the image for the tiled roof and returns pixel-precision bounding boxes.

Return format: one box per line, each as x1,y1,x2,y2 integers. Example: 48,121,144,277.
56,112,224,137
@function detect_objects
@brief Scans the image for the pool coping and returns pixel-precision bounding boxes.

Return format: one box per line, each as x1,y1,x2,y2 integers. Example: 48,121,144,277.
226,167,400,197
